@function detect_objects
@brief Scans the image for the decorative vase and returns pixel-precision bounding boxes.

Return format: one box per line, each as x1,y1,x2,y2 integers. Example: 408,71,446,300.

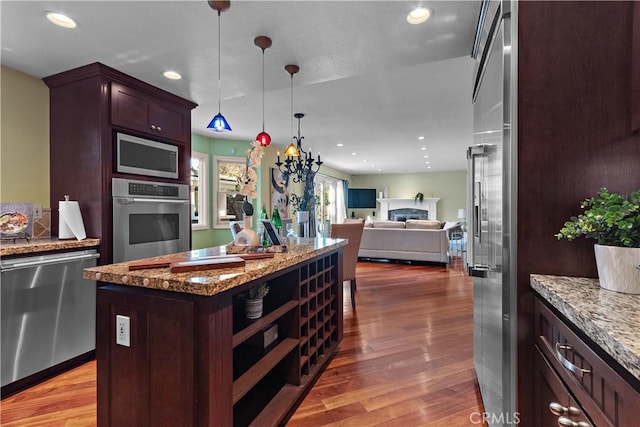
594,244,640,294
245,298,264,319
234,215,260,246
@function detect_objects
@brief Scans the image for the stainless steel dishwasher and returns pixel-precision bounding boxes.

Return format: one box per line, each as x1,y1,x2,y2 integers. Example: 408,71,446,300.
1,248,99,392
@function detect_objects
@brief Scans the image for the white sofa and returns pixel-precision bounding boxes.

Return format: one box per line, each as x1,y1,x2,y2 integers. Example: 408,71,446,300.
357,220,450,264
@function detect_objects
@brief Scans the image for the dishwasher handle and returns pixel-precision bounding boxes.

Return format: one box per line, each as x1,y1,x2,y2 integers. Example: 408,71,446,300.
0,252,100,271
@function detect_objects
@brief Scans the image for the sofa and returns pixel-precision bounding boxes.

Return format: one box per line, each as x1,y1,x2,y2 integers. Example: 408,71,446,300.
357,219,451,264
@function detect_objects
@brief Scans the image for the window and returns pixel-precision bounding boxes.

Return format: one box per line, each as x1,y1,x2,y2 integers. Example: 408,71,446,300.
314,174,346,236
213,156,247,229
191,151,209,230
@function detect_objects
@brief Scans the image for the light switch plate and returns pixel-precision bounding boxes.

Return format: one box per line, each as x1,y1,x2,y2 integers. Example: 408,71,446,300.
33,204,42,219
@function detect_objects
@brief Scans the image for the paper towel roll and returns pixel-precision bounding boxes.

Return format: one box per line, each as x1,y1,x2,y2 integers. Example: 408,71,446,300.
59,197,86,240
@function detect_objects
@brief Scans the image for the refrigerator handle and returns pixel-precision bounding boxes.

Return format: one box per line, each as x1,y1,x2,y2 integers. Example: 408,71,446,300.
474,181,482,243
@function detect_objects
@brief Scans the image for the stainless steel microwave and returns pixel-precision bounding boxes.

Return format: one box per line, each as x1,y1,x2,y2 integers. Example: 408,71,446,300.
116,132,179,179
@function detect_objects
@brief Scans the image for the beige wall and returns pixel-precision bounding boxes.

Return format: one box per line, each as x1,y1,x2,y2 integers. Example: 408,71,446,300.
350,170,466,221
1,66,50,206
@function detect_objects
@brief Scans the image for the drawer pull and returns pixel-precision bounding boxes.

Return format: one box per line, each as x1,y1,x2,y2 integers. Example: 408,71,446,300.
555,342,592,378
549,402,581,417
558,416,592,427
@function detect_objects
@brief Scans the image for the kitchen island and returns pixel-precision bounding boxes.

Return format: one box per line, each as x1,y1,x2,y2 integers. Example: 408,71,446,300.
84,238,346,427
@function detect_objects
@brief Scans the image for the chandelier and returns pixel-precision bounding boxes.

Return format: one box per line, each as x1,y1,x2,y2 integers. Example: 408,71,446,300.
275,64,323,183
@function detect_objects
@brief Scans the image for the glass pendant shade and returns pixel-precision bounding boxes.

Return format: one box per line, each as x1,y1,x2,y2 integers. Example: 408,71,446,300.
284,143,300,157
208,2,232,132
207,113,232,132
256,131,271,147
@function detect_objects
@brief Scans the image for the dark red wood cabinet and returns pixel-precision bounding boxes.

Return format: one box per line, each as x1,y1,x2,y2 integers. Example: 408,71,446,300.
43,62,197,264
632,2,640,132
111,82,191,143
533,299,640,427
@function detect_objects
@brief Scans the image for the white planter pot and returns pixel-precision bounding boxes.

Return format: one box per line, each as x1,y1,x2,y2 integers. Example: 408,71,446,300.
594,244,640,294
245,298,264,319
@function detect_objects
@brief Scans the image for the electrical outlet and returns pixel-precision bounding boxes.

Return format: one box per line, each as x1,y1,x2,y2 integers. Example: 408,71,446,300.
116,315,130,347
33,204,42,219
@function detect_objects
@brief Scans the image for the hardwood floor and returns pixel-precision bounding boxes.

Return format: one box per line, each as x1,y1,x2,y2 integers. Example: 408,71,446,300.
0,258,483,426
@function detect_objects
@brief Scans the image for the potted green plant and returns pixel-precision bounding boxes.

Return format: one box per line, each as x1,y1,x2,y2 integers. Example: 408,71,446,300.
556,187,640,293
242,283,269,319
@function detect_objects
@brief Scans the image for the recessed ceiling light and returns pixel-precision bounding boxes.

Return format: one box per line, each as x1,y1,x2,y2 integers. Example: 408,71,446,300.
424,155,429,158
363,159,367,163
425,161,430,164
352,152,356,156
418,136,425,140
337,143,344,147
427,166,432,169
407,7,432,25
377,168,382,172
45,12,77,28
163,71,182,80
421,147,427,151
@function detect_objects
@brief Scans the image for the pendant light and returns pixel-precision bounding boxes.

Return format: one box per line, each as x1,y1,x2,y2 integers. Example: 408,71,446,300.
254,36,272,146
283,64,300,157
207,1,232,132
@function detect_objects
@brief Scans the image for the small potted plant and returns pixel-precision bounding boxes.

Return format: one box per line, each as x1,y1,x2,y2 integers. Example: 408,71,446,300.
242,283,269,319
556,187,640,293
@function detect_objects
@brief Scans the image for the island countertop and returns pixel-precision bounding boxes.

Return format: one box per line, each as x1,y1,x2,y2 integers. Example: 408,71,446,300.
531,274,640,382
83,237,347,297
1,237,101,256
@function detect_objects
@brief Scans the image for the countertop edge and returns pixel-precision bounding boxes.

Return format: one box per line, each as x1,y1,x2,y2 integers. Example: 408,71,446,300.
1,238,101,256
84,239,347,297
531,274,640,382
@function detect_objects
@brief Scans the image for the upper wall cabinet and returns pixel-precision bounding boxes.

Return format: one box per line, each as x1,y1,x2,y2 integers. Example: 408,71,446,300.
111,82,191,143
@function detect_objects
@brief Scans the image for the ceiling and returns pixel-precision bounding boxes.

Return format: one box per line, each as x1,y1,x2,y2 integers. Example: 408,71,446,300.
1,1,480,175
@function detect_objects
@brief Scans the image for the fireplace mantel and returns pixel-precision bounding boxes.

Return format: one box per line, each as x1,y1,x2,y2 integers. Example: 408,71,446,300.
377,198,440,221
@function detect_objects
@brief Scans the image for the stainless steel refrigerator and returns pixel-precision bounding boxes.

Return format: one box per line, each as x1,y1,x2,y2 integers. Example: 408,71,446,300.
468,0,517,425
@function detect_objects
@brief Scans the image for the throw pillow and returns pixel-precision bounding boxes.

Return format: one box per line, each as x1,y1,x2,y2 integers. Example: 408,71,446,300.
405,220,441,229
372,220,406,229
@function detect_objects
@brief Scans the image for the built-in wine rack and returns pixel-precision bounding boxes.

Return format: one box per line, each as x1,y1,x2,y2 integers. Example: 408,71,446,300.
230,252,340,426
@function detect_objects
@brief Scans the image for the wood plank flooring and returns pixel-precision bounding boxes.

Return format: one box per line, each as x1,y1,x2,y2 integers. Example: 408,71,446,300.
0,258,483,426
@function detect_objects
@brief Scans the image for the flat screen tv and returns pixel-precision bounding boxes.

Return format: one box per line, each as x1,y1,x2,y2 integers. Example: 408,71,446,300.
347,188,377,209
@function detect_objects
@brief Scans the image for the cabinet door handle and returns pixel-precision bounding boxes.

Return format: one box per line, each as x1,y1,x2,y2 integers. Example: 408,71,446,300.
156,125,162,131
558,416,592,427
554,342,592,378
549,402,581,417
150,124,157,130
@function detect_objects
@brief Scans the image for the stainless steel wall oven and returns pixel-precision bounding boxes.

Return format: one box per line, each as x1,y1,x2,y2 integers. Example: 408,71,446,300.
112,178,190,263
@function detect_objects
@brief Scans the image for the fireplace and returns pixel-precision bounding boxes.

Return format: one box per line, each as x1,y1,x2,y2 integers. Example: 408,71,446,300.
389,208,429,221
377,197,440,221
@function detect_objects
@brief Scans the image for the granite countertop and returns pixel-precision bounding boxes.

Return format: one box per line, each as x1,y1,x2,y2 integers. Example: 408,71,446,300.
0,237,101,256
83,237,347,297
531,274,640,382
